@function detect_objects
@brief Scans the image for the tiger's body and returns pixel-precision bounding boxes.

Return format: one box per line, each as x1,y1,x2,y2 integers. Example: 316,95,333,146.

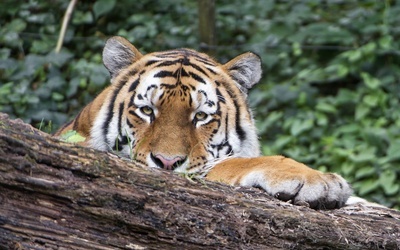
56,36,352,209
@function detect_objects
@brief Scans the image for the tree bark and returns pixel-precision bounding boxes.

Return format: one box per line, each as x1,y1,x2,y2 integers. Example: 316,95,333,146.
0,113,399,250
198,0,216,56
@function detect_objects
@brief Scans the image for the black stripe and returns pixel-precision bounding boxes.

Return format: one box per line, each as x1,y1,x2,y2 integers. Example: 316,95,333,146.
72,109,84,131
225,145,233,155
228,64,242,71
126,118,134,128
205,66,217,75
155,49,216,66
233,99,246,142
160,83,177,89
156,60,180,67
154,70,173,78
129,110,142,120
189,72,206,84
112,135,129,151
129,93,135,107
180,67,190,77
222,84,246,143
216,88,226,103
145,60,159,66
158,92,164,102
128,78,140,92
225,114,229,141
207,149,216,158
156,51,183,56
186,62,209,77
230,74,245,87
120,136,129,145
102,82,125,145
127,69,138,77
154,54,182,59
193,56,215,67
198,90,215,107
198,90,207,98
179,50,214,64
117,102,124,136
146,84,158,91
188,93,193,107
206,100,215,107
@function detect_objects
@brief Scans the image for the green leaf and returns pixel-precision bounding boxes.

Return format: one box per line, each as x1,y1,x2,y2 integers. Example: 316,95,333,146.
0,82,13,96
274,136,293,150
360,72,380,89
378,36,392,50
31,40,54,54
383,184,400,196
72,10,93,24
346,50,362,62
47,51,73,67
362,128,387,152
355,166,376,179
335,124,359,135
316,102,337,114
387,140,400,162
315,112,328,126
290,119,313,136
355,104,369,121
341,162,356,176
379,170,398,196
362,42,377,54
362,94,379,107
292,42,302,56
93,0,116,19
350,147,376,163
7,19,26,32
336,89,357,105
356,179,380,196
51,92,64,102
60,130,86,143
324,64,349,79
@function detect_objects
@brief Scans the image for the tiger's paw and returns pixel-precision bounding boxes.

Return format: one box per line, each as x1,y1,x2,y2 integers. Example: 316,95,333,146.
241,159,352,209
207,156,353,209
259,172,352,209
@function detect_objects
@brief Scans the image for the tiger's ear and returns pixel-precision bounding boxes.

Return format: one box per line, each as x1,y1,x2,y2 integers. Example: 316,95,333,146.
103,36,143,79
223,52,262,93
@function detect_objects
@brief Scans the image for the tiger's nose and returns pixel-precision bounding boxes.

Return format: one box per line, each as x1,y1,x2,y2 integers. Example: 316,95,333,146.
150,153,186,170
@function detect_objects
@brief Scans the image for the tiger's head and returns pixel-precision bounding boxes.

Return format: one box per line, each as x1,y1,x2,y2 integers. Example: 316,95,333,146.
89,36,262,174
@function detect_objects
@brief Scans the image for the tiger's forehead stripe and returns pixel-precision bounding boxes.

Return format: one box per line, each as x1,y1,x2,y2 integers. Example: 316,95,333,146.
148,49,218,71
121,51,220,111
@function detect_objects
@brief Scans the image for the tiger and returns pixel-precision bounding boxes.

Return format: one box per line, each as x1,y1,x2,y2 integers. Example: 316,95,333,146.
55,36,353,209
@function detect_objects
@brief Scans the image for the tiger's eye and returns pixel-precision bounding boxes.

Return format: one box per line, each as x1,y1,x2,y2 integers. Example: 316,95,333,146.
140,106,153,116
195,111,208,121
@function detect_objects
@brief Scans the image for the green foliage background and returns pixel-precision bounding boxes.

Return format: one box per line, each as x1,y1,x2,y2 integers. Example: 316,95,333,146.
1,0,399,208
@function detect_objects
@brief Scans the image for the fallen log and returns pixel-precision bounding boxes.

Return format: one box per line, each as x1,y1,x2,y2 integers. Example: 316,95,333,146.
0,113,399,249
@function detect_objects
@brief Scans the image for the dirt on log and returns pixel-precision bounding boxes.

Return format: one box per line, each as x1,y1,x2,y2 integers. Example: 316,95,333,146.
0,113,399,250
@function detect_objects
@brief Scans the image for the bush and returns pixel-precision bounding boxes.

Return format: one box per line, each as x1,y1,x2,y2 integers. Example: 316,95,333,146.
0,0,399,208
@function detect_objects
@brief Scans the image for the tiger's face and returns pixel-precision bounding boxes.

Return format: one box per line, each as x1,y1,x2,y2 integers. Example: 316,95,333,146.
89,37,262,174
